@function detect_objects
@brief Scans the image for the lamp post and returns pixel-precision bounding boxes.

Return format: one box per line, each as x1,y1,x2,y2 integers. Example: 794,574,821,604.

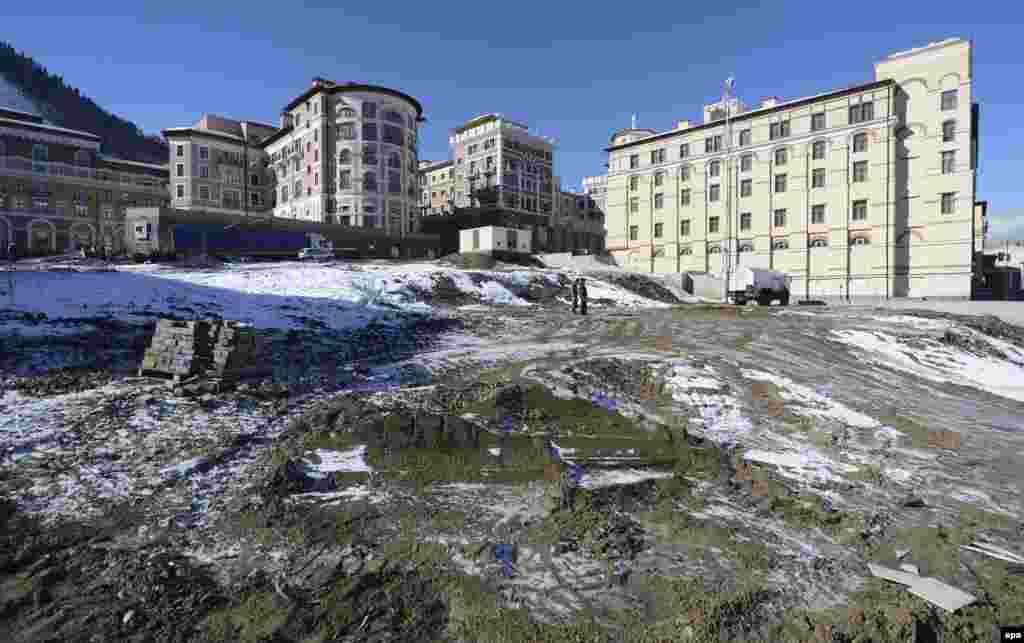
722,76,735,303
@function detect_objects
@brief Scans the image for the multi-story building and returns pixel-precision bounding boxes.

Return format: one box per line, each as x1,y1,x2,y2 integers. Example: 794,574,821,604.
0,107,169,255
163,115,278,216
449,114,558,217
582,175,608,212
261,79,423,235
419,159,455,216
603,37,982,300
550,189,605,253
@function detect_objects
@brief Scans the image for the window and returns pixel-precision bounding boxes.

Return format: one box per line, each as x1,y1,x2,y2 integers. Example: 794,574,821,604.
680,188,691,205
709,184,720,202
629,176,639,191
654,172,664,187
199,146,208,160
853,133,868,153
629,154,639,169
811,112,826,132
772,239,789,250
774,174,787,193
339,149,351,165
812,140,826,160
705,135,723,153
680,219,691,236
739,244,753,253
199,185,210,200
654,222,663,238
654,193,664,209
812,168,826,188
740,154,752,172
176,163,184,177
679,143,690,158
740,179,752,197
363,102,377,118
942,151,955,174
942,120,956,143
362,122,378,141
849,102,874,124
680,165,691,181
176,184,184,198
339,123,356,140
811,204,825,224
773,209,786,227
708,245,722,254
708,216,720,233
852,199,867,221
740,212,751,230
199,166,209,178
472,229,480,250
810,238,828,248
769,120,790,140
941,89,958,111
853,161,868,182
176,145,184,157
709,160,720,178
680,246,693,256
941,192,957,214
650,149,665,164
281,185,289,202
774,148,788,165
739,129,751,147
629,197,639,213
851,236,870,246
629,225,638,240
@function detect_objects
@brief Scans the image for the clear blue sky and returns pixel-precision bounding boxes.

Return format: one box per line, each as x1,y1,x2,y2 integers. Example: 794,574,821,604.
5,1,1022,237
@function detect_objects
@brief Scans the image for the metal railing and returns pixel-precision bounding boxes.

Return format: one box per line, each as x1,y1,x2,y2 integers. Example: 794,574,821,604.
0,156,167,192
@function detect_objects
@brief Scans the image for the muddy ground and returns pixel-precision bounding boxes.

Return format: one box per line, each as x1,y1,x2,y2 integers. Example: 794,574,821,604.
2,271,1024,643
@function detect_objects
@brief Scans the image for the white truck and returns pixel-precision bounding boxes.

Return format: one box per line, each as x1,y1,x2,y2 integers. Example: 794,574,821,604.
298,233,335,261
728,267,792,306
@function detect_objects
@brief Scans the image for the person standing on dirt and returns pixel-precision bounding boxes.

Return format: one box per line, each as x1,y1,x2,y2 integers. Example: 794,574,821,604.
6,242,14,261
571,277,580,314
578,278,589,315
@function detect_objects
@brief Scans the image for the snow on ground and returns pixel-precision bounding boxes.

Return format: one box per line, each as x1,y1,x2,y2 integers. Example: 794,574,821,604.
306,446,372,473
742,447,860,484
577,468,675,489
583,279,674,309
831,328,1024,402
664,362,753,447
741,369,881,429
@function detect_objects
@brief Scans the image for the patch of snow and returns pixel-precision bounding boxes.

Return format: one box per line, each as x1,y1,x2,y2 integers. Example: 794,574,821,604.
488,448,501,457
743,447,859,483
578,469,675,488
831,328,1024,403
742,369,880,429
160,456,208,481
308,446,372,473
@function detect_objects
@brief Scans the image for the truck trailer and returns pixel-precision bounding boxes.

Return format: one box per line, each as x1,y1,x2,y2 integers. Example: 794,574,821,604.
171,224,323,258
728,267,791,306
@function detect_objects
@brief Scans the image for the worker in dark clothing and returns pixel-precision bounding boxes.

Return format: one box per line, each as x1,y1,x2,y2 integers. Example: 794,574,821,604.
578,278,589,315
571,278,579,314
6,242,14,261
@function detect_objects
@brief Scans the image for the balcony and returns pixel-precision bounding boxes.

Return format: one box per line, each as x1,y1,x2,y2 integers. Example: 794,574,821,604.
0,156,167,192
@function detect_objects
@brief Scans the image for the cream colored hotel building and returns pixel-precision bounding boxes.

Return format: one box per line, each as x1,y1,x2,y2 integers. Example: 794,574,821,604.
603,38,984,300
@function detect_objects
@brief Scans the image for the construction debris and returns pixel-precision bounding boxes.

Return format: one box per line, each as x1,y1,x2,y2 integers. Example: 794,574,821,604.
139,318,262,383
867,563,976,612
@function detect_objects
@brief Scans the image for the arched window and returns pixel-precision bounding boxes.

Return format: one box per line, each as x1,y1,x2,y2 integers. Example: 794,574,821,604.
739,243,754,253
772,239,789,250
338,106,357,119
810,238,828,248
708,245,722,254
853,132,868,153
851,236,870,246
338,149,351,165
679,246,693,256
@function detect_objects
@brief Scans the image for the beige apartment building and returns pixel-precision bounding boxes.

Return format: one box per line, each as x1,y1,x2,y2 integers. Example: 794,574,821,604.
0,107,169,255
419,159,455,215
163,115,278,216
604,38,983,300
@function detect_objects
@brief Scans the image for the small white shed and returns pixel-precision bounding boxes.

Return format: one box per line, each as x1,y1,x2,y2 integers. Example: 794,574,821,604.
459,226,532,255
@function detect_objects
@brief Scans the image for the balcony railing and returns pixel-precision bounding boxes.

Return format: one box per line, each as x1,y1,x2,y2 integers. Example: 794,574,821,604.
0,156,167,192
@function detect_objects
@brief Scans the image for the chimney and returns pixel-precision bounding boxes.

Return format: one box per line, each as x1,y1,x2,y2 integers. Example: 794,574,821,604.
676,119,690,130
761,97,780,109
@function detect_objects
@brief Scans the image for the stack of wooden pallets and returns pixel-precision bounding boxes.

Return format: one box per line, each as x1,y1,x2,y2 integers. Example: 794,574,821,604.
139,319,262,384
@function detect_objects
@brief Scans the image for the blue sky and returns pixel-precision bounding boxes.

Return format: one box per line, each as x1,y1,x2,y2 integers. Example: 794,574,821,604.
4,1,1022,237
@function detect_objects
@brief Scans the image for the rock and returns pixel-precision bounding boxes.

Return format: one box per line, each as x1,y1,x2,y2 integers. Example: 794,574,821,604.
266,459,337,496
901,495,926,508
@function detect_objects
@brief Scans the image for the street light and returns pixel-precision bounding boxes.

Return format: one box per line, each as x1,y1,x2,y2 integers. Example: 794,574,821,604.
723,76,735,304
